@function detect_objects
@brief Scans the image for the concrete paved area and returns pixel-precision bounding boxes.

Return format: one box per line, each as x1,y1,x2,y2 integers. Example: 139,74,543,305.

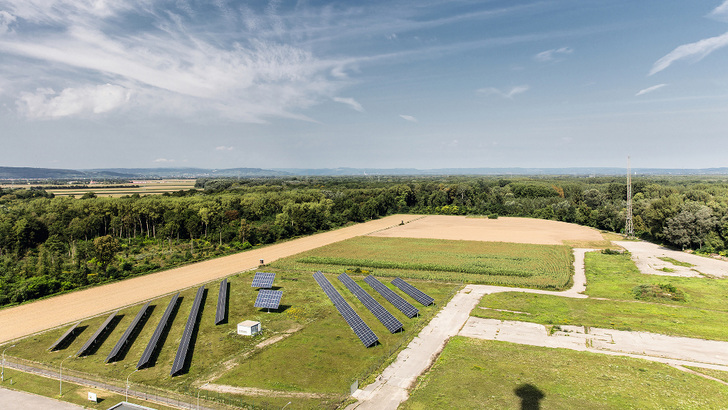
616,240,728,278
0,387,82,410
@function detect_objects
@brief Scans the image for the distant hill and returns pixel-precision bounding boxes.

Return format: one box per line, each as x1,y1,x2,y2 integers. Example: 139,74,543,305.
2,166,728,180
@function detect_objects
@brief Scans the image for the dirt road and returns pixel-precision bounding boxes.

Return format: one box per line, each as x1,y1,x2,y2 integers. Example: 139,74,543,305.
0,215,418,344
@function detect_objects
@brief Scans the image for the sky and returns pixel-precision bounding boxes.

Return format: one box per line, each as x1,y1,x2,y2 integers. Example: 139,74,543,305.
1,0,728,170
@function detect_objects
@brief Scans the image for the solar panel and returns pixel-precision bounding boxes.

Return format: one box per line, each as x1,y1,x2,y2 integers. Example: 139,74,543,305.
364,275,419,318
77,311,118,357
313,271,378,347
338,274,403,333
171,285,205,376
137,293,179,369
391,278,435,306
254,289,283,310
215,279,228,325
48,322,81,351
106,302,151,363
251,272,276,288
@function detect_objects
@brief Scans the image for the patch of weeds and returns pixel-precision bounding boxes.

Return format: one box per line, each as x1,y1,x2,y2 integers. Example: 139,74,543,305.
657,267,675,273
632,283,686,302
657,257,694,267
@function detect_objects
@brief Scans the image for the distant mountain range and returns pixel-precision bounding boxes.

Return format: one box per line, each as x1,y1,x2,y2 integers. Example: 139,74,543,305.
2,166,728,180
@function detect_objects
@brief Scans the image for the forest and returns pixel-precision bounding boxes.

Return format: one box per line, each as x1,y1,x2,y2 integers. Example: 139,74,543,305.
1,175,727,306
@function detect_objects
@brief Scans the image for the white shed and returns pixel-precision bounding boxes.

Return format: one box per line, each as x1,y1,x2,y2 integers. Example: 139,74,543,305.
237,320,261,336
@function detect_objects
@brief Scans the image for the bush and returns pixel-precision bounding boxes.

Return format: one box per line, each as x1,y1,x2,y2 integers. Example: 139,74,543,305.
487,214,498,219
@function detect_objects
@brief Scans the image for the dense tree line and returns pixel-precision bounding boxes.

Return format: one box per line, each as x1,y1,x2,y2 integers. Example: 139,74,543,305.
1,175,727,306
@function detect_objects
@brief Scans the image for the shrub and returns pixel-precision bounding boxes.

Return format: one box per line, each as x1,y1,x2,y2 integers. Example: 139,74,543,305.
632,283,686,302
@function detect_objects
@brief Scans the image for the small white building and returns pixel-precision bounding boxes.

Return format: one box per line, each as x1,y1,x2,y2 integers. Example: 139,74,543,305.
237,320,261,336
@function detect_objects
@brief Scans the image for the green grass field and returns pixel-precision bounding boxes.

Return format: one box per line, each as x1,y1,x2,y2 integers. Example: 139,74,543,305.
402,337,728,409
272,236,575,290
6,268,457,409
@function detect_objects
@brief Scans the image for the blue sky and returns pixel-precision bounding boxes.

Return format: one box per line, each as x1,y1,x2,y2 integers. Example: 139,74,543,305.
1,0,727,170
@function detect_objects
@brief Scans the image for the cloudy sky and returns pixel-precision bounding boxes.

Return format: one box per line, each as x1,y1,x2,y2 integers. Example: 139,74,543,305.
1,0,728,170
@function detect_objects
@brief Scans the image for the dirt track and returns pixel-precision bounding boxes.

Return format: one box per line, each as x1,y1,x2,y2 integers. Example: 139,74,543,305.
0,214,418,344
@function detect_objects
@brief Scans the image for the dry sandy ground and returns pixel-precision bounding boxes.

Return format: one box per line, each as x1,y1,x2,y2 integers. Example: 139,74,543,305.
0,214,419,344
615,240,728,278
369,215,604,245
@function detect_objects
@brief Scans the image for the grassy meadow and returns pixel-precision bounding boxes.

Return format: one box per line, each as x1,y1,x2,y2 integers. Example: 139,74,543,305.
273,236,575,290
402,337,728,410
472,251,728,341
5,267,457,409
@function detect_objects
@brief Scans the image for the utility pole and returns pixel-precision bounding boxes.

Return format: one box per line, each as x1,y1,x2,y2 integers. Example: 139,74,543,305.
626,156,634,238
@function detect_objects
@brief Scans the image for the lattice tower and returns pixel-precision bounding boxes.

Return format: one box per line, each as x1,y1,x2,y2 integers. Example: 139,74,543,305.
626,156,634,238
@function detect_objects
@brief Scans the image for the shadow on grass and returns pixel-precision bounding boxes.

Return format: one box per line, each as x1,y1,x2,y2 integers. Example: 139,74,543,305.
142,297,183,369
112,304,156,362
51,325,88,351
174,289,207,376
514,383,545,410
82,314,125,356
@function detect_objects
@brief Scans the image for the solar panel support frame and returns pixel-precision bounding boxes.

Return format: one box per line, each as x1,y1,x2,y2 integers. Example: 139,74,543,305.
170,285,205,376
137,293,179,369
105,302,151,363
215,278,228,325
48,322,81,351
76,311,118,357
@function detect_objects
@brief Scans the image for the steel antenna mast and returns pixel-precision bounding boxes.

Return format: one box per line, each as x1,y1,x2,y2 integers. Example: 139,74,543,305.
626,156,634,238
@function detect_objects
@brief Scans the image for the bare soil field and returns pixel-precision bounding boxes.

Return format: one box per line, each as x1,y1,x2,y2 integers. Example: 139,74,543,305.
368,215,604,245
0,214,417,344
615,240,728,278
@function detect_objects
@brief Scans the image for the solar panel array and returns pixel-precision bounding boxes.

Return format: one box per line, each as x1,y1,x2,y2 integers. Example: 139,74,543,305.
338,274,403,333
254,289,283,310
313,271,378,347
106,302,151,363
391,278,435,306
171,285,205,376
138,293,179,369
251,272,276,288
48,322,80,351
215,278,228,325
77,311,118,357
364,275,419,318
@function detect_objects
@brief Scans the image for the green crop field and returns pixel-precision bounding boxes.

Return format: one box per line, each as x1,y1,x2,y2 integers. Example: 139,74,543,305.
402,337,728,410
272,236,575,290
5,269,457,409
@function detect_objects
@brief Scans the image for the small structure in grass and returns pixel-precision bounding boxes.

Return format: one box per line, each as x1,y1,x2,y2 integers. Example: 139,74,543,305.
237,320,261,336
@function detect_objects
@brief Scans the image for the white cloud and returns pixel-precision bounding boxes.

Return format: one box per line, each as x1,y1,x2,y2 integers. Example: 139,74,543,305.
534,47,573,62
650,31,728,75
0,10,16,34
399,114,418,122
17,84,131,119
215,146,234,151
710,1,728,20
154,158,175,163
333,97,364,112
477,85,530,99
635,84,667,97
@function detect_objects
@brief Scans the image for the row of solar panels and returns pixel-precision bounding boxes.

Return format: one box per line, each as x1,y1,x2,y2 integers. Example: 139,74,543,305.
48,279,230,376
314,272,434,347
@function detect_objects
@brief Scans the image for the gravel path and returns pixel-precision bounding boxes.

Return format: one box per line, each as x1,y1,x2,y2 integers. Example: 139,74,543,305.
615,240,728,278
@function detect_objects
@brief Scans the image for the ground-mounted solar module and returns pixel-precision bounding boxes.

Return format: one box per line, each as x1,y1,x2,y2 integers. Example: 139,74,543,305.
137,293,179,369
215,278,228,325
391,278,435,306
338,274,403,333
106,302,151,363
76,311,118,357
48,322,81,351
313,271,378,348
171,285,205,376
254,289,283,310
364,275,419,318
251,272,276,288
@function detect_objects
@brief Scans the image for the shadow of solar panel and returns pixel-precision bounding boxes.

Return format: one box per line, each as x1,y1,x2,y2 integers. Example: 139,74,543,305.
137,293,179,369
391,278,434,306
48,322,81,351
106,302,151,363
251,272,276,288
313,271,378,347
77,311,118,357
171,285,205,376
254,289,282,310
338,273,403,333
215,279,228,325
364,275,419,318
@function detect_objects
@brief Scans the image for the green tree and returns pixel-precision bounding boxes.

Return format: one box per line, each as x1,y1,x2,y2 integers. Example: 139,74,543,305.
93,235,120,270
